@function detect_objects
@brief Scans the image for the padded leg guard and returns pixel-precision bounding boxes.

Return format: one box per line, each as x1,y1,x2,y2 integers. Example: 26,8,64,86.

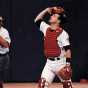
62,81,72,88
38,78,48,88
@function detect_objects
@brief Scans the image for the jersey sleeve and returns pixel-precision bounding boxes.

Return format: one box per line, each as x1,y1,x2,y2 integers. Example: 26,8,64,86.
40,21,49,33
1,29,11,44
35,20,50,34
57,30,70,47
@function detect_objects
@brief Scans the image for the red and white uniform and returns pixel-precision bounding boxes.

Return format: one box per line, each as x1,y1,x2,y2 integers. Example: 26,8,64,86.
40,21,70,83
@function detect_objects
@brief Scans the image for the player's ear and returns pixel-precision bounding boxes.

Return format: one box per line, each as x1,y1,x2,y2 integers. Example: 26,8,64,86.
59,13,67,25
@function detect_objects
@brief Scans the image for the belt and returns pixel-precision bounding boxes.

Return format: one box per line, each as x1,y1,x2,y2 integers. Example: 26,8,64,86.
48,57,60,61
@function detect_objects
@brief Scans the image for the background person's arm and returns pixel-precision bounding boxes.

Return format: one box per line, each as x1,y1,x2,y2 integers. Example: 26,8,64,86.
0,36,10,48
0,29,11,48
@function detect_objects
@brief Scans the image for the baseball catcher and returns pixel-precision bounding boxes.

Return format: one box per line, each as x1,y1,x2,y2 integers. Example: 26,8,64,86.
34,6,72,88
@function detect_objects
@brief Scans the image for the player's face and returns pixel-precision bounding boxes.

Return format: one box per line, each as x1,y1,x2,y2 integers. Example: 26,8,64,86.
49,14,60,24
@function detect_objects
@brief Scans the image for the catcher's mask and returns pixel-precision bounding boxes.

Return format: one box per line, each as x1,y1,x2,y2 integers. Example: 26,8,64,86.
50,7,67,25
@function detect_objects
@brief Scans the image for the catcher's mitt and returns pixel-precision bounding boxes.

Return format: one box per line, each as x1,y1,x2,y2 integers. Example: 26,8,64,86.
58,64,72,80
50,7,64,14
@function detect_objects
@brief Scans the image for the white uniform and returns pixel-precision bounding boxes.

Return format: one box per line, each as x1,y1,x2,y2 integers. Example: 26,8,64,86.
40,21,70,83
0,27,11,54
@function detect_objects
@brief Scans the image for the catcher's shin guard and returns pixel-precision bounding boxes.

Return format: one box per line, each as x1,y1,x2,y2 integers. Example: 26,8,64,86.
62,81,72,88
38,78,48,88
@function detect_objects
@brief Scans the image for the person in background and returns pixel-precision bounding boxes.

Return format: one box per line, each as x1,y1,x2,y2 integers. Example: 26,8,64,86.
0,16,11,88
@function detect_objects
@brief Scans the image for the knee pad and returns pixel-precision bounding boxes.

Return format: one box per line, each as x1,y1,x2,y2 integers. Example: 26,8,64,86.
38,78,49,88
62,81,72,88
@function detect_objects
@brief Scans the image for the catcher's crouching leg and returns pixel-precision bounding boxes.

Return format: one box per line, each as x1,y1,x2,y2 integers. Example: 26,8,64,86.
58,65,73,88
38,78,49,88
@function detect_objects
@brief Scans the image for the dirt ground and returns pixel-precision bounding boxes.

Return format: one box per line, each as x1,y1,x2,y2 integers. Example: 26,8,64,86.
3,83,88,88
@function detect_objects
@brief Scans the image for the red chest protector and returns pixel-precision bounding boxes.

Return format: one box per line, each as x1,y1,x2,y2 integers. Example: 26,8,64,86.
44,27,63,57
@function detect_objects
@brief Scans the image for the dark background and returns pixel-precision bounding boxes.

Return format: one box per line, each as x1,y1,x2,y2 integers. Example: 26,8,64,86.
0,0,88,82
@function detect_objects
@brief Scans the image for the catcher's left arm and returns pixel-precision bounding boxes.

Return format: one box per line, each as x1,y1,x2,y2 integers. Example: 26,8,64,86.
58,45,72,80
64,45,72,65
